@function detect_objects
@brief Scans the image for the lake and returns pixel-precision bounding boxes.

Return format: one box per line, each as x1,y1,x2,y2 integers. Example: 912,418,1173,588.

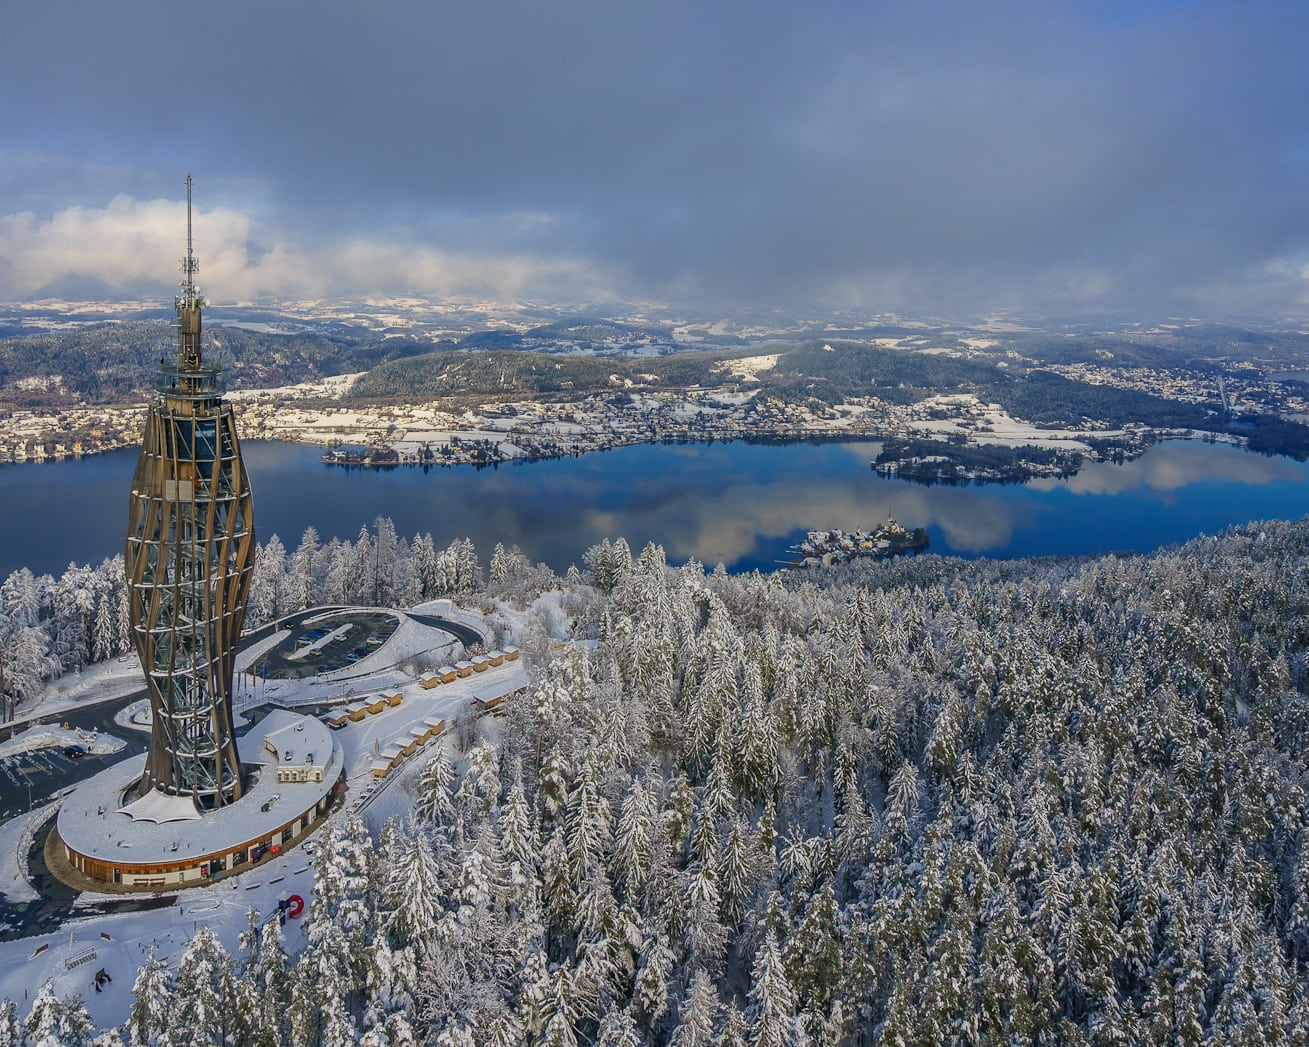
0,438,1306,579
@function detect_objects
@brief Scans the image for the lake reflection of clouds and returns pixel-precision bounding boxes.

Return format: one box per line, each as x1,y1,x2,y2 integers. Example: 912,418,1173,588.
1028,441,1303,497
7,438,1305,578
543,440,1305,567
570,472,1031,565
887,485,1033,554
243,438,1309,571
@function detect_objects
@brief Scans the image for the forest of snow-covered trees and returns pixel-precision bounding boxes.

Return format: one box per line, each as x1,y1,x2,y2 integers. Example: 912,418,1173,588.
7,516,1309,1044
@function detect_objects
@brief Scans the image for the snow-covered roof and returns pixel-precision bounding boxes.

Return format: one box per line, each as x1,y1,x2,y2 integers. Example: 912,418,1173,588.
117,789,201,824
263,712,328,768
58,712,342,866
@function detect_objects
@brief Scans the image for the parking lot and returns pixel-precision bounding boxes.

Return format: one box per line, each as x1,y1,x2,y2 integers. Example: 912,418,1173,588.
0,728,147,824
0,749,75,811
248,610,404,680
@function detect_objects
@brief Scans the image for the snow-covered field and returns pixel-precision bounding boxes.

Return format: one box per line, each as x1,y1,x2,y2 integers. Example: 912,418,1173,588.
12,657,144,732
225,372,363,402
0,598,530,1033
0,846,316,1032
903,393,1123,450
716,353,780,381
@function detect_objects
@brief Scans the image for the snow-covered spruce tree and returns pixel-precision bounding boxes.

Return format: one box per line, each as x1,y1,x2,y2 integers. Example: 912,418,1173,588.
668,968,719,1047
126,948,172,1047
91,595,116,663
0,1000,20,1047
245,914,292,1047
163,926,237,1046
248,534,287,627
414,745,457,827
385,825,445,947
26,979,95,1047
287,815,376,1046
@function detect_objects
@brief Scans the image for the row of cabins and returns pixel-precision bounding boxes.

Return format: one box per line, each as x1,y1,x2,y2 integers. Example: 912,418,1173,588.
371,716,447,779
328,647,522,781
325,690,403,729
369,684,528,781
419,646,519,689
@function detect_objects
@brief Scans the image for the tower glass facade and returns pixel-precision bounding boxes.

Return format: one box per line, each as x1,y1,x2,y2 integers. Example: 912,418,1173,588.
125,177,255,808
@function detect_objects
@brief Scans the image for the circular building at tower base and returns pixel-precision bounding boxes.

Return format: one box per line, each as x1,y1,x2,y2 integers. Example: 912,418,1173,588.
54,710,342,890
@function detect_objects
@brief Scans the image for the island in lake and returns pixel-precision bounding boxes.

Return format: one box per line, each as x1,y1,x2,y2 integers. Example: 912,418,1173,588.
868,434,1155,486
788,517,928,568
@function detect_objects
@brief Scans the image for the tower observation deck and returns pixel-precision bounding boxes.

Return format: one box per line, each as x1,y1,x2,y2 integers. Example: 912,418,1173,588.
125,175,255,809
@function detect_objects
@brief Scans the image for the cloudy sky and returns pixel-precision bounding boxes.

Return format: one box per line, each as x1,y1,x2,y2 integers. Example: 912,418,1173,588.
2,0,1306,319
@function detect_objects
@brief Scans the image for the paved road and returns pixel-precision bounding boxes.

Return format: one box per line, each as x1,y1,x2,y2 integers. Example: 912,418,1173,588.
248,606,483,659
408,612,484,648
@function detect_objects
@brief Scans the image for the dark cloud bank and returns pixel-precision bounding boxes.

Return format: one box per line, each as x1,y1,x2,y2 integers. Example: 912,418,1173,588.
2,0,1307,318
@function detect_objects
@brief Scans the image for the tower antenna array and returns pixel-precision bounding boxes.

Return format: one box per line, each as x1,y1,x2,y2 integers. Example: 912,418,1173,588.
180,173,200,310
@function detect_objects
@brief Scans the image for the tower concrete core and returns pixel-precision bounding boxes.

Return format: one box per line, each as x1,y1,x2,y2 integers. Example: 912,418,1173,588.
125,175,255,809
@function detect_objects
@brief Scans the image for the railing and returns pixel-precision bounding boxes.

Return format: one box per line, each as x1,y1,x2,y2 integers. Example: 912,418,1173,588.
65,948,97,971
155,378,227,399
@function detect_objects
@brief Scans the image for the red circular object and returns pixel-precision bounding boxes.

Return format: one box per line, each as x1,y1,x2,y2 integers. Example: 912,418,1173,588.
285,894,305,918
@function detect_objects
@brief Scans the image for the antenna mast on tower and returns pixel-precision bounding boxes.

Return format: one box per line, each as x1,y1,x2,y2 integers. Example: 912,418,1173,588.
176,174,204,370
179,173,201,310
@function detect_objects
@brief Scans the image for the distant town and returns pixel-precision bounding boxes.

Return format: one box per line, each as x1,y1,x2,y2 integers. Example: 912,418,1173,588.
0,377,1149,474
2,312,1308,479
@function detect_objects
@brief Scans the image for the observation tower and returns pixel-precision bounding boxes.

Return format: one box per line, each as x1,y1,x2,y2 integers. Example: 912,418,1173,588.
124,175,255,809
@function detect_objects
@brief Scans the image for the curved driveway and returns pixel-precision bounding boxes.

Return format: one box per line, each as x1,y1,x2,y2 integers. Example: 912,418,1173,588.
407,612,484,648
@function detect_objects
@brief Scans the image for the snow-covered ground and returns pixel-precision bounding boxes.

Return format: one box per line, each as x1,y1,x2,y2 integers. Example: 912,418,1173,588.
0,802,57,905
903,393,1123,450
10,656,145,732
112,700,151,735
0,844,316,1031
0,725,124,763
0,598,533,1033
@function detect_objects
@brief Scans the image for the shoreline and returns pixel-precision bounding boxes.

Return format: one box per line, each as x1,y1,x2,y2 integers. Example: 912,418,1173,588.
0,423,1252,483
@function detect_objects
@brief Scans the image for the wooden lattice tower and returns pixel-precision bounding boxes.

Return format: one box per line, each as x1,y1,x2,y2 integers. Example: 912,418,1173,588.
125,175,255,808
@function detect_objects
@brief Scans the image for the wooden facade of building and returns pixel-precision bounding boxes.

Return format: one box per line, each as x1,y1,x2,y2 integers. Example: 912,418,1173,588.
124,177,255,809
